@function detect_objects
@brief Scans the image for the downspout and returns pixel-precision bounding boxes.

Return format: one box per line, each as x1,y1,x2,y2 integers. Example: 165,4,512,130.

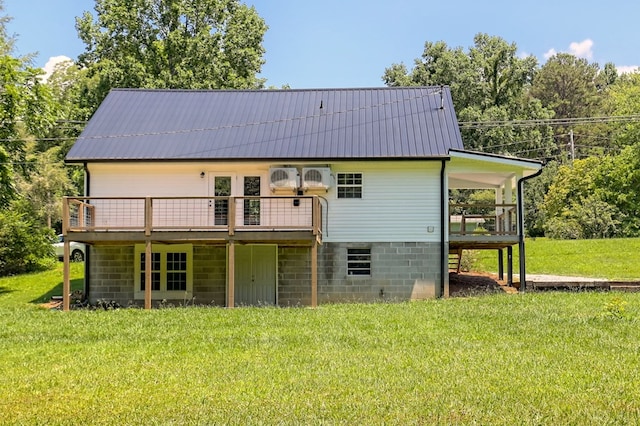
84,163,90,302
440,158,448,297
517,168,543,292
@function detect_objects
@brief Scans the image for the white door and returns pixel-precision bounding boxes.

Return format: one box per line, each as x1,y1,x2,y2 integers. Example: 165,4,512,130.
234,244,277,306
209,174,262,227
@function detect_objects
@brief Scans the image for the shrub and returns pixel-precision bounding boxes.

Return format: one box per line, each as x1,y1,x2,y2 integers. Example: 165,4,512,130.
0,205,55,276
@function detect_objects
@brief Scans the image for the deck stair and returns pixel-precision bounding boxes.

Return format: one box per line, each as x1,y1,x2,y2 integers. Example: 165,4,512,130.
448,249,463,274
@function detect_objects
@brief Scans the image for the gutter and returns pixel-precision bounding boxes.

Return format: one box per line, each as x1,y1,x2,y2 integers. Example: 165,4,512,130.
440,158,449,297
516,168,543,292
84,163,91,302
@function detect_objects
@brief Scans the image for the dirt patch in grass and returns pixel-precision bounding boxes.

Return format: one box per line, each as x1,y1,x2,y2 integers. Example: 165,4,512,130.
450,272,516,296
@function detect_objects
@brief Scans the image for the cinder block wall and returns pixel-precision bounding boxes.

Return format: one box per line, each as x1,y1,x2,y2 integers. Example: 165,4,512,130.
278,247,312,306
278,242,442,305
318,242,442,303
88,246,134,306
88,242,442,308
192,246,226,306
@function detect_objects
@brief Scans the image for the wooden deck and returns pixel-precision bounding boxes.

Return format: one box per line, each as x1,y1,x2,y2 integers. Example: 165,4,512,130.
63,195,323,245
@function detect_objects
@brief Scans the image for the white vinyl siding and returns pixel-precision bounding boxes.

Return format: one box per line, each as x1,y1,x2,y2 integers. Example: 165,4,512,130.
87,161,443,243
88,163,271,197
325,162,442,242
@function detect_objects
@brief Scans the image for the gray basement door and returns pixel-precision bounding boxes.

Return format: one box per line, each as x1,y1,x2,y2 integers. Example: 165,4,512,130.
234,244,277,306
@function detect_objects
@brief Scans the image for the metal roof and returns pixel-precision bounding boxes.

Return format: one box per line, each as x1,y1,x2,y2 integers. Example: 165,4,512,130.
66,87,464,162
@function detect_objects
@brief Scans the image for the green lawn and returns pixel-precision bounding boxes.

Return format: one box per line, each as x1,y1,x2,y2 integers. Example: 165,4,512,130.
472,237,640,280
1,262,640,424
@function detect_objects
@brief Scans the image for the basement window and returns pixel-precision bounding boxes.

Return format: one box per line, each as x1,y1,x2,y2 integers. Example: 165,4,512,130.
337,173,362,198
347,248,371,276
134,244,193,300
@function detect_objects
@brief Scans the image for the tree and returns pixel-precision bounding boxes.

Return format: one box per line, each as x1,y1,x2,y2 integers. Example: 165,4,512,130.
0,200,55,276
542,144,640,239
604,72,640,148
0,1,56,207
17,146,74,229
75,0,268,108
531,53,600,120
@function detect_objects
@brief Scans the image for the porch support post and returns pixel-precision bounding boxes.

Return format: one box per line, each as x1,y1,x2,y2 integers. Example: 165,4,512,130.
63,240,70,312
507,246,513,286
496,186,503,232
498,249,504,281
311,241,318,308
144,240,152,309
227,241,235,308
144,197,152,237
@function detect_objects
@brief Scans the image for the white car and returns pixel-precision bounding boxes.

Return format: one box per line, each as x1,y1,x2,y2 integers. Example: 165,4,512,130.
54,235,86,262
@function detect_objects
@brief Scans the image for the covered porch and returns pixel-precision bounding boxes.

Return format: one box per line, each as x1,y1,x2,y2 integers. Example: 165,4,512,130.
447,150,543,288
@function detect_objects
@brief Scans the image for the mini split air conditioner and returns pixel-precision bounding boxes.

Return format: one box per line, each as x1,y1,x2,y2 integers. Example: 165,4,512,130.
301,167,332,191
269,167,299,192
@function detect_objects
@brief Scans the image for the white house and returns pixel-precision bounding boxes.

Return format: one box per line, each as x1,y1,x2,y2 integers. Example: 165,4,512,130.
61,87,542,309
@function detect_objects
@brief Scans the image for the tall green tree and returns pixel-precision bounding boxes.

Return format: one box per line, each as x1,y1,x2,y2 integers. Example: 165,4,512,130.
0,1,56,207
531,53,601,119
604,72,640,148
76,0,268,108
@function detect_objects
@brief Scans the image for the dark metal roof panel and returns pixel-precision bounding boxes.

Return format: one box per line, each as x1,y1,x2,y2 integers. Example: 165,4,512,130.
66,87,464,162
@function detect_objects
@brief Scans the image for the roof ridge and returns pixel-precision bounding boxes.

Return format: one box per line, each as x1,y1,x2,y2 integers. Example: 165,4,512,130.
110,86,449,94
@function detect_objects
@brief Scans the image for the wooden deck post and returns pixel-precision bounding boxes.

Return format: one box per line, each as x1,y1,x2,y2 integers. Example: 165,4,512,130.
498,249,504,280
311,241,318,308
507,246,513,286
227,241,235,308
144,240,152,309
144,197,152,237
63,240,70,312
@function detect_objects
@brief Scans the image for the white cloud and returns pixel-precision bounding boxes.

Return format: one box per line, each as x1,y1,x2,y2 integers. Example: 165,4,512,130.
543,48,557,60
42,55,73,81
568,39,594,60
542,39,595,62
617,65,640,74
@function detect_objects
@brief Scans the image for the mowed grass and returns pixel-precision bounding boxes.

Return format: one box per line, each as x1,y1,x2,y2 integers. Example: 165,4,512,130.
473,237,640,280
1,263,640,424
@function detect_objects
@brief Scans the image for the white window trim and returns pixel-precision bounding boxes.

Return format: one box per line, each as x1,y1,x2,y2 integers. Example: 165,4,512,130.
134,244,193,300
336,172,363,199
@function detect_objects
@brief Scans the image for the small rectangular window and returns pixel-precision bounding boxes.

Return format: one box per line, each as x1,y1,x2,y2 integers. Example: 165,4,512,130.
337,173,362,199
347,248,371,276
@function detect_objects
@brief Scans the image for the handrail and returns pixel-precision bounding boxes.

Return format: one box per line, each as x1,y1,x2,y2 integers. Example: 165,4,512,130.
449,203,517,236
63,196,322,237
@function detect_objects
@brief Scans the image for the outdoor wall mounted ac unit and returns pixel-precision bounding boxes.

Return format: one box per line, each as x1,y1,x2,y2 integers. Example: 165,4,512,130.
301,167,332,191
269,167,299,191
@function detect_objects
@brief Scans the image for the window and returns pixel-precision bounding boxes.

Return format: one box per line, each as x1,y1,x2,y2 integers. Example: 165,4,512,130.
337,173,362,199
347,248,371,276
134,244,193,299
214,176,232,225
243,176,261,225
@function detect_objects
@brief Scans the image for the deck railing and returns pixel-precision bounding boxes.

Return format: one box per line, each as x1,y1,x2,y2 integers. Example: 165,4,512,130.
63,196,323,237
449,203,517,236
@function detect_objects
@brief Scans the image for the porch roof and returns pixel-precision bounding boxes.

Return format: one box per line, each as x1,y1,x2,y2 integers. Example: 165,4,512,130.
447,149,543,189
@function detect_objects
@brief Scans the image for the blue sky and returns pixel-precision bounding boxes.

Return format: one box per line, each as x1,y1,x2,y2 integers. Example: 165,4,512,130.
4,0,639,88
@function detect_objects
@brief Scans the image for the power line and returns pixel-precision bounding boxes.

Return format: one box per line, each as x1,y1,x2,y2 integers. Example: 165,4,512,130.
459,114,640,129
